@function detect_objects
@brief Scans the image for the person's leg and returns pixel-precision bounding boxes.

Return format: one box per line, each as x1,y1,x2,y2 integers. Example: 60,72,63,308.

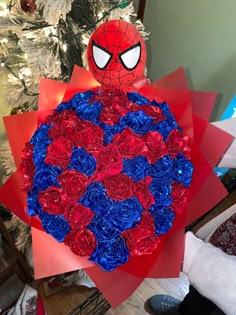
145,286,224,315
178,285,223,315
145,232,236,315
183,232,236,314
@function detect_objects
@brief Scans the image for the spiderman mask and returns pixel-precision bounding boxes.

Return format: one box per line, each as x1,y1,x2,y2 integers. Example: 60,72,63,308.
87,19,147,88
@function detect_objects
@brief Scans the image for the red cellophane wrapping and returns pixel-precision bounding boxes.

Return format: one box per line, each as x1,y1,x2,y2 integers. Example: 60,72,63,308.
0,65,233,307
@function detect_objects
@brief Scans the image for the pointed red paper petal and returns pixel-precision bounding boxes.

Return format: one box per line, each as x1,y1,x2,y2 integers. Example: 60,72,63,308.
38,78,68,112
38,79,68,124
148,228,185,278
187,170,228,224
191,90,216,122
191,90,233,166
3,111,37,168
32,228,94,279
69,65,100,89
200,122,233,167
192,115,208,145
0,170,42,229
152,67,189,90
85,266,143,308
187,134,229,225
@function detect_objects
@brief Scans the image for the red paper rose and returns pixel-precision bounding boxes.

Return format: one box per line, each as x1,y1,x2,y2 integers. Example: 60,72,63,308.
124,101,140,113
74,124,104,154
123,213,160,256
44,109,62,124
102,173,134,201
96,144,122,177
142,105,164,123
98,96,139,125
95,87,139,114
134,177,155,210
48,110,83,140
58,170,88,200
64,229,96,256
38,187,68,215
130,236,160,256
100,106,121,125
167,130,191,159
65,203,94,229
21,142,35,191
46,109,74,123
113,128,147,158
171,182,188,213
45,137,73,169
143,131,167,164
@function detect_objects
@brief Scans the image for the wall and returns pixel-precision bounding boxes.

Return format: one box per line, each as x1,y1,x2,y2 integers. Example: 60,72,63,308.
144,0,236,120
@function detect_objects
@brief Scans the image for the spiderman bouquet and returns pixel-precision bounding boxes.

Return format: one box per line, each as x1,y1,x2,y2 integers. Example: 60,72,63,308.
0,20,233,306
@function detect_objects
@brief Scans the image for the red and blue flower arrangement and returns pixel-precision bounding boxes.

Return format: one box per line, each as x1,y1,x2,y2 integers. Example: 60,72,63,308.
0,20,232,306
22,88,193,272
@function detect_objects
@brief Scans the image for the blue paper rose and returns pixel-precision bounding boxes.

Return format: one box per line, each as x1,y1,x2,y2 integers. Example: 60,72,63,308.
80,182,113,215
88,216,120,242
76,100,102,123
172,153,193,187
120,111,153,135
151,118,177,140
127,92,149,105
148,155,172,181
123,156,149,182
69,147,96,177
149,205,175,235
39,212,70,242
33,139,52,166
107,197,142,232
30,123,51,146
89,236,129,271
31,124,52,166
57,91,94,112
100,122,125,145
33,164,62,190
56,101,74,112
26,191,42,216
74,90,94,102
150,180,172,206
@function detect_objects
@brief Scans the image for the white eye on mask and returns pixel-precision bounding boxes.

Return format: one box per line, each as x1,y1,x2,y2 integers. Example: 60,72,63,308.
119,42,141,70
92,41,113,70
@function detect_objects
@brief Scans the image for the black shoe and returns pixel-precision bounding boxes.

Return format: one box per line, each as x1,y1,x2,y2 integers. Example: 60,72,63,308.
144,294,181,315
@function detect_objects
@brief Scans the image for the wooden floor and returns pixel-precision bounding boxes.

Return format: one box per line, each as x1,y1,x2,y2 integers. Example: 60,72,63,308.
107,274,189,315
38,274,189,315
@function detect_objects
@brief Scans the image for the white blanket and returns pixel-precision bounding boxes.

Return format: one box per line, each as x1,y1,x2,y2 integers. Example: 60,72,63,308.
183,232,236,315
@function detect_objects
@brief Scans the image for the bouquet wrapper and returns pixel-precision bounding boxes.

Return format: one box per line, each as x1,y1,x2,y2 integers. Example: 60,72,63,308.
0,65,234,307
212,118,236,168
